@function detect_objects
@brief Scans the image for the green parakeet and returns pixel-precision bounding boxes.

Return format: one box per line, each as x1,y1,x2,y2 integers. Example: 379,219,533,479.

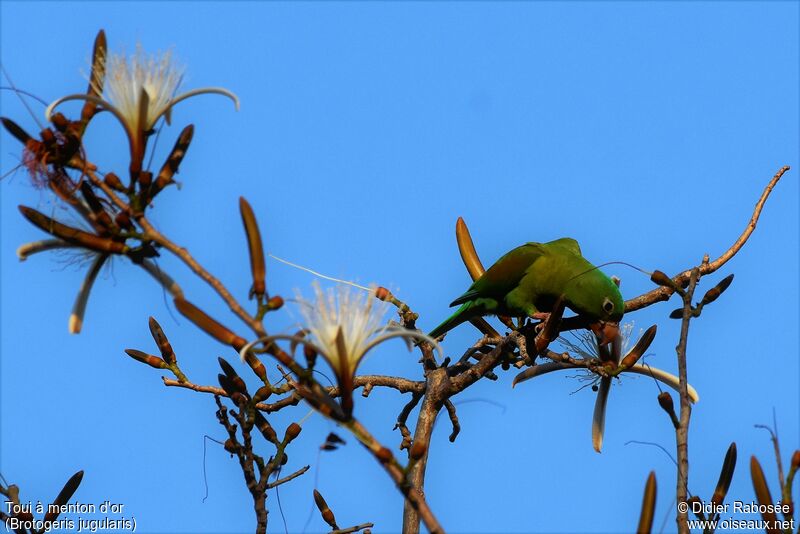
429,238,624,341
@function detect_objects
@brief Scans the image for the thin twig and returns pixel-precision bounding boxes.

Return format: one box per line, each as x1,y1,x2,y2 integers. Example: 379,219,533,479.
267,465,310,489
330,522,375,534
675,267,699,534
443,400,461,442
625,166,789,312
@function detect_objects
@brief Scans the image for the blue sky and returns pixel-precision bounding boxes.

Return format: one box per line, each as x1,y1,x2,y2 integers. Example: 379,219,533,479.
1,2,798,533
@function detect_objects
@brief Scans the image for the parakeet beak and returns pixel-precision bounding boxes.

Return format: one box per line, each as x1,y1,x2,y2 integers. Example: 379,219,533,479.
590,321,619,345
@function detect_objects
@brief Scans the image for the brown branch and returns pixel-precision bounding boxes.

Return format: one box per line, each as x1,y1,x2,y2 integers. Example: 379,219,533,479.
137,217,265,336
675,267,699,534
402,367,449,534
330,522,374,534
163,374,424,413
395,392,424,450
625,166,789,312
266,465,310,489
443,399,460,443
345,418,444,534
214,395,269,534
754,414,786,494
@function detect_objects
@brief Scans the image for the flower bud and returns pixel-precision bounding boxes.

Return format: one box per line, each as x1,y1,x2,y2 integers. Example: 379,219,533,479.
375,286,391,301
267,295,284,310
104,172,125,191
252,385,272,404
124,349,167,369
313,490,338,530
657,391,674,413
174,297,247,350
284,423,302,443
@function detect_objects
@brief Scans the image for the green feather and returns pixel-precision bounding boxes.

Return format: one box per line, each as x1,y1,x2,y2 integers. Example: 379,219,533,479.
429,238,623,339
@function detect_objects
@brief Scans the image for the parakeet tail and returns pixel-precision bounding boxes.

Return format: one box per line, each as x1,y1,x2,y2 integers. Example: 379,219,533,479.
429,303,473,339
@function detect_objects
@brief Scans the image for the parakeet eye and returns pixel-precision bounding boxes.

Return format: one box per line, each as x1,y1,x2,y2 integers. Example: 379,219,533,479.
602,298,614,314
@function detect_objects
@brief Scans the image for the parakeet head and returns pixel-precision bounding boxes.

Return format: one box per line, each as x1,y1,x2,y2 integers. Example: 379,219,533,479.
564,270,624,342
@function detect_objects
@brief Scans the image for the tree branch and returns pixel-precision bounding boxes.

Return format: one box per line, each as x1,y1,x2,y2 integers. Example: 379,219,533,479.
625,166,789,312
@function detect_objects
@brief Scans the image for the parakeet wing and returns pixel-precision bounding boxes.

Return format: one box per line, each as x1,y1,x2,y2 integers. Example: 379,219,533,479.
546,237,582,256
450,242,545,306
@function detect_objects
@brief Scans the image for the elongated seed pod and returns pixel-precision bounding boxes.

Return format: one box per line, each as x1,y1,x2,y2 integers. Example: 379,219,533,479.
80,30,107,126
619,325,658,369
455,217,500,338
456,216,485,280
750,456,780,533
151,125,194,199
124,349,168,369
173,297,247,350
711,443,737,506
43,471,84,524
313,489,338,530
239,197,266,299
18,206,127,254
148,317,176,365
1,117,33,144
637,472,657,534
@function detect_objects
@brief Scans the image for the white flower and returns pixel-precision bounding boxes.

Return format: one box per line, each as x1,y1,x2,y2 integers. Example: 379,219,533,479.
513,321,699,453
45,41,238,156
298,281,394,379
239,282,441,419
101,45,185,135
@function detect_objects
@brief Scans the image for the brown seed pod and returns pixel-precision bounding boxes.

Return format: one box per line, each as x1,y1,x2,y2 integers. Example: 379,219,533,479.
313,489,339,530
43,470,84,524
152,125,194,198
18,205,127,254
253,410,278,443
266,295,283,310
1,117,33,144
242,351,268,382
711,443,737,507
104,172,125,192
619,325,657,369
239,197,266,299
750,456,780,533
125,349,168,369
80,30,107,126
148,317,176,365
252,385,272,404
173,297,247,350
637,471,657,534
284,422,302,443
701,274,735,306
